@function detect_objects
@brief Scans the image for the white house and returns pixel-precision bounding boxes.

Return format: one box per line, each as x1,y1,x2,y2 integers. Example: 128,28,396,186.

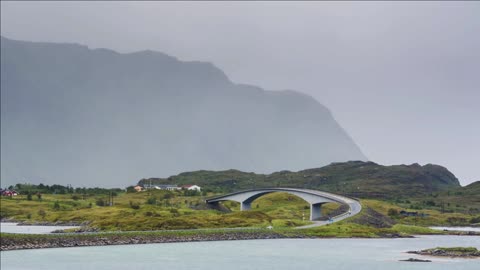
153,185,181,191
181,184,201,191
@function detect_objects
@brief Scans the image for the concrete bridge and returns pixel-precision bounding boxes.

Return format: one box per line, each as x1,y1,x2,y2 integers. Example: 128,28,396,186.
205,188,361,221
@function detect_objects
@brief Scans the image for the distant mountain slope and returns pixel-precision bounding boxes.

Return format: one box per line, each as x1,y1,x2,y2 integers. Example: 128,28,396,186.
139,161,461,198
463,181,480,193
1,36,366,187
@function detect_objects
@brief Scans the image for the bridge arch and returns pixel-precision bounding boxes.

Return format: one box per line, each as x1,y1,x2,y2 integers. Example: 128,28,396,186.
205,188,355,221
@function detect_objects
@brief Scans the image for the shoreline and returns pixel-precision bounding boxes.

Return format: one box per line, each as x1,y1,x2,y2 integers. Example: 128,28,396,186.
1,230,290,251
2,229,479,252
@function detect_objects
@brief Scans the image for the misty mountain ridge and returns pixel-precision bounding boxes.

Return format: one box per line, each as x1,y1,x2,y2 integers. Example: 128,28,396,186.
1,36,366,187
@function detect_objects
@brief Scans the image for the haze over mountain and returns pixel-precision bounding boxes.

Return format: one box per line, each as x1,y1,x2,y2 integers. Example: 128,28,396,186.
1,36,366,187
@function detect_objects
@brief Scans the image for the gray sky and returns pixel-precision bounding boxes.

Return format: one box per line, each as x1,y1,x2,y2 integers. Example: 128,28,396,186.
1,1,479,185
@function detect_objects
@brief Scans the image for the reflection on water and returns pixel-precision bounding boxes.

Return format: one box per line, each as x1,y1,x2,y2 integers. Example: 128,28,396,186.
429,226,480,232
1,223,79,234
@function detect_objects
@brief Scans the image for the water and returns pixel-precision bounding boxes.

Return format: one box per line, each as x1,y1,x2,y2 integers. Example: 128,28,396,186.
430,226,480,232
1,235,479,270
0,223,79,234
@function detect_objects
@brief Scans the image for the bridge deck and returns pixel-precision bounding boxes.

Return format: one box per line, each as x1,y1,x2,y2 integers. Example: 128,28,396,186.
205,188,362,223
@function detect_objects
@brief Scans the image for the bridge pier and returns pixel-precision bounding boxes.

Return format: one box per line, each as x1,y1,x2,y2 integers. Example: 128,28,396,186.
310,203,322,221
241,201,251,211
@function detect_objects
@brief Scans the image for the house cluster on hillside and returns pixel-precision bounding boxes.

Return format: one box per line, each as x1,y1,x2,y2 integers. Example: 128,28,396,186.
134,184,201,192
0,188,18,196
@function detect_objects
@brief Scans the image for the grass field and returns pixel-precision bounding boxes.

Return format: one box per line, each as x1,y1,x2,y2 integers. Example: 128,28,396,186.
1,190,478,232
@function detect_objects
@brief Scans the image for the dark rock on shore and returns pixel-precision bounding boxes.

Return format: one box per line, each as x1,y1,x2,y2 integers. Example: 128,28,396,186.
379,233,413,238
400,258,431,262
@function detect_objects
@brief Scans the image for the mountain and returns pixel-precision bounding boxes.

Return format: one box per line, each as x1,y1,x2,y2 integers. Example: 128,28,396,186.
1,36,366,187
139,161,461,198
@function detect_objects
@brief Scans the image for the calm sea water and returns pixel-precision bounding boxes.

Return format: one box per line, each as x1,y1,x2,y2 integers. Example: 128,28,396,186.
430,226,480,232
0,223,79,234
1,235,479,270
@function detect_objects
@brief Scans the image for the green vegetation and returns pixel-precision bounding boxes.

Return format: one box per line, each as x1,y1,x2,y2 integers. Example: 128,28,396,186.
362,199,478,226
1,164,478,237
1,187,477,234
410,247,480,257
428,247,478,253
139,161,461,200
6,183,123,196
1,191,326,231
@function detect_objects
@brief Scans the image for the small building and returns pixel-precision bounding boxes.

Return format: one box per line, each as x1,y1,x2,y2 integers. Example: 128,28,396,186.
154,185,180,191
181,184,201,191
134,185,144,192
1,189,18,196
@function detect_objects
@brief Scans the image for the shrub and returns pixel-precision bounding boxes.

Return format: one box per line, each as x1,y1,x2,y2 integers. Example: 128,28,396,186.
125,186,136,193
447,217,468,225
470,216,480,224
27,192,32,201
387,208,399,217
53,201,61,210
146,197,157,205
129,201,140,210
36,193,42,200
38,209,46,219
162,192,174,200
425,200,436,206
72,195,80,200
96,198,106,206
169,208,180,216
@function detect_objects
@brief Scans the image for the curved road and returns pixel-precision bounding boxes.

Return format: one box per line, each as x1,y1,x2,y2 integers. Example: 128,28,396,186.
288,188,362,229
206,187,362,229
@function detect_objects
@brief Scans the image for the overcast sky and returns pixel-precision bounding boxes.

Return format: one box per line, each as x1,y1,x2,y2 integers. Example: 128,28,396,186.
1,1,479,185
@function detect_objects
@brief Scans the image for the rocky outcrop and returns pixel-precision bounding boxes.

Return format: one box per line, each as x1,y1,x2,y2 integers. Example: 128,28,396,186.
400,258,431,262
350,207,396,228
408,247,480,258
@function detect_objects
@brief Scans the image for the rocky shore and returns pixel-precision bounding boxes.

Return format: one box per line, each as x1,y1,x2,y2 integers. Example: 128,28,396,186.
399,258,431,262
0,230,290,251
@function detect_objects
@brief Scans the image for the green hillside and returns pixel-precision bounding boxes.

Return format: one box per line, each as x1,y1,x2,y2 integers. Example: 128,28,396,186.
410,181,480,215
139,161,461,199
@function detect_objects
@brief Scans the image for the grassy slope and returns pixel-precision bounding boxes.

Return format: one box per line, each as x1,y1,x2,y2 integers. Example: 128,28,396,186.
1,192,345,230
1,190,477,233
139,161,461,199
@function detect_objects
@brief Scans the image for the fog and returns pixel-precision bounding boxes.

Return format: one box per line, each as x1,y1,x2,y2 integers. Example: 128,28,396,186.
1,1,479,185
